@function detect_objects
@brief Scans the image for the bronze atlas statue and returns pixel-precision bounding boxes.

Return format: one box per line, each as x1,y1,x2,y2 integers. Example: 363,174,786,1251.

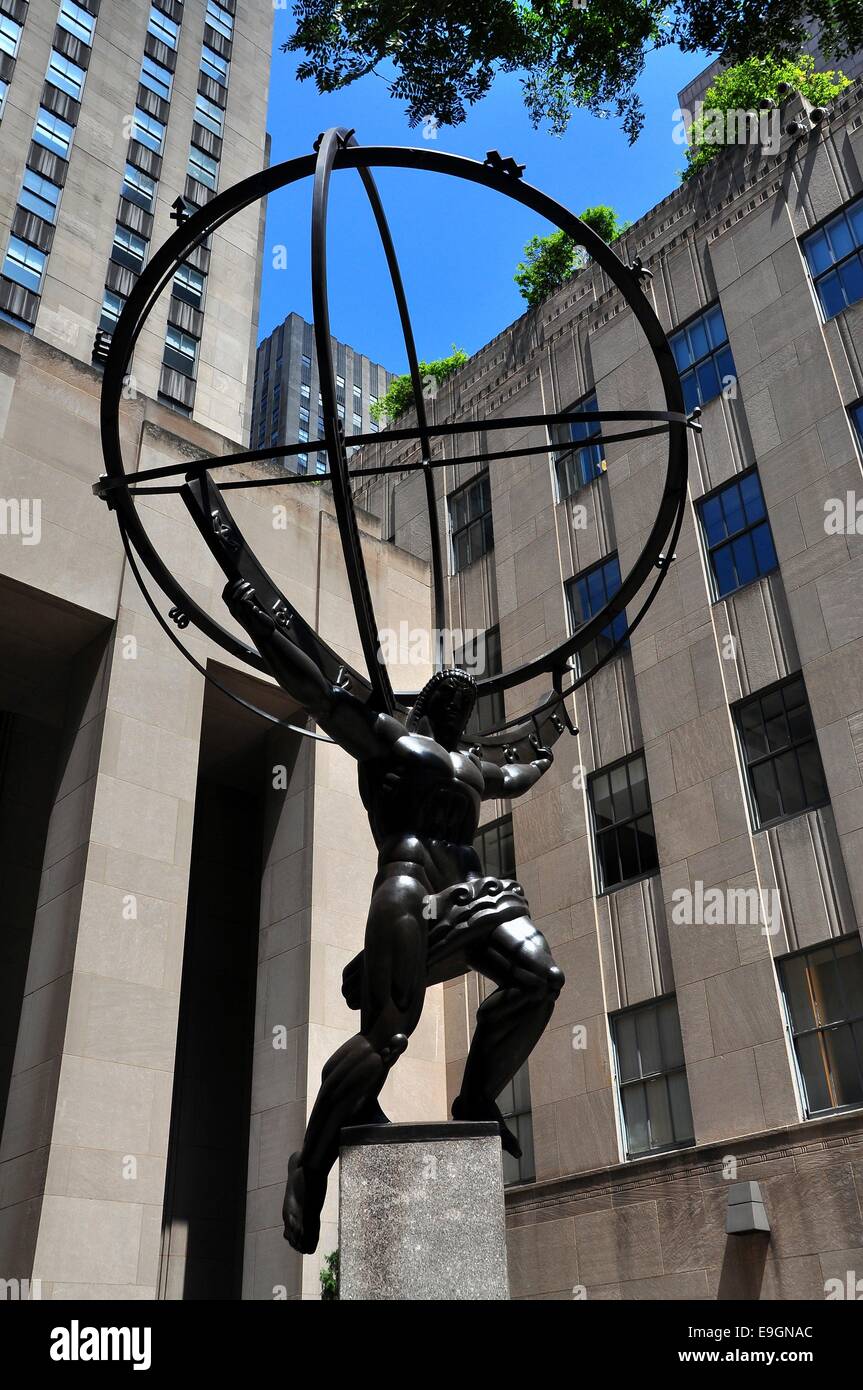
95,128,692,1254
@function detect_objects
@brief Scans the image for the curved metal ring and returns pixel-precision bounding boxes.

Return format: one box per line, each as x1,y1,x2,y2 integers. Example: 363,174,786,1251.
98,138,689,760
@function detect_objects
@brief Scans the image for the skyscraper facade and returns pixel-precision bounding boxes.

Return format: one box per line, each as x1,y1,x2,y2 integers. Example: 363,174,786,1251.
250,311,394,478
0,0,270,439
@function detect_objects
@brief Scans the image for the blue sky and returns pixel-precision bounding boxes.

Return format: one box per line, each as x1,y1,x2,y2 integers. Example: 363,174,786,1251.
259,12,713,369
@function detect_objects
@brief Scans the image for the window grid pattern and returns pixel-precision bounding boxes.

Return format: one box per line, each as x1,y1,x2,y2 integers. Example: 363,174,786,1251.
141,53,173,102
58,1,96,46
0,15,23,60
450,473,493,574
566,553,627,675
148,5,179,49
456,628,504,736
803,195,863,319
47,50,86,100
698,469,778,598
670,304,735,413
734,676,829,830
612,997,695,1158
779,936,863,1116
588,752,659,892
555,391,605,497
1,7,97,324
2,237,46,294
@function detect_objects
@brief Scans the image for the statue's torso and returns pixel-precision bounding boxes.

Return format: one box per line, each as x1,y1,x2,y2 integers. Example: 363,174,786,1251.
358,732,485,886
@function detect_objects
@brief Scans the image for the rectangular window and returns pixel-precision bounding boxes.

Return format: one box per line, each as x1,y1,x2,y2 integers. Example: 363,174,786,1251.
299,406,310,425
670,304,736,413
566,553,627,674
588,751,659,892
58,1,96,46
316,453,327,474
140,53,173,102
33,107,75,158
148,5,179,49
0,15,23,59
297,453,309,473
188,144,218,189
370,420,378,432
352,412,362,429
173,263,205,308
455,628,504,735
300,382,310,399
121,162,156,213
131,107,165,155
194,93,224,137
555,390,605,497
779,936,863,1116
2,236,46,294
47,49,86,101
449,472,493,574
0,79,8,119
19,169,62,224
298,428,309,443
302,353,311,369
734,675,829,829
803,195,863,320
612,996,695,1159
337,403,345,420
99,289,125,334
698,469,778,598
474,813,515,880
164,324,198,377
205,2,234,40
201,44,229,86
111,223,147,272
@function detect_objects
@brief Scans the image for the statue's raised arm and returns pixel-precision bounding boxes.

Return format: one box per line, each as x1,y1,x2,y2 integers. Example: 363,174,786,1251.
223,579,396,761
479,732,554,800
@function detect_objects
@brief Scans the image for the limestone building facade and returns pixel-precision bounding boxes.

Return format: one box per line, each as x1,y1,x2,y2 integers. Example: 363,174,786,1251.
352,80,863,1300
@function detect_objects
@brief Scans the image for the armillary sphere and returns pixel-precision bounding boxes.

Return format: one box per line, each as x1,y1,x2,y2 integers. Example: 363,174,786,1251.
95,127,696,764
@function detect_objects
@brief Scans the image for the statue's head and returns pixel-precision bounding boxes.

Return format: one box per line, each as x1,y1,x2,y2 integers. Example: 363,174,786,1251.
408,668,477,749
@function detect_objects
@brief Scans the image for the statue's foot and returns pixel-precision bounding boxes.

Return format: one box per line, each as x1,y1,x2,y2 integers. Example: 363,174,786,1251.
451,1094,523,1161
282,1152,326,1255
351,1096,391,1126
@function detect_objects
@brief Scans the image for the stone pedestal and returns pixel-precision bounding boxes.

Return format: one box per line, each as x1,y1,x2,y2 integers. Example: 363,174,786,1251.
338,1122,509,1300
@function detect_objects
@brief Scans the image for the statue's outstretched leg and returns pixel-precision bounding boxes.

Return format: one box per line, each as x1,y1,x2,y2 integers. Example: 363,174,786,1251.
452,917,564,1159
283,872,427,1254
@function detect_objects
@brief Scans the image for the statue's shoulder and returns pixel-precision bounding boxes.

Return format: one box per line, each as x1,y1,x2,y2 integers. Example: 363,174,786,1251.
391,728,450,768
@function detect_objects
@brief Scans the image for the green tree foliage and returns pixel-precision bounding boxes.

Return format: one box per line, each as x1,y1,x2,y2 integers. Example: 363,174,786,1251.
370,347,470,423
514,206,631,307
683,53,851,179
320,1249,340,1300
282,2,863,142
